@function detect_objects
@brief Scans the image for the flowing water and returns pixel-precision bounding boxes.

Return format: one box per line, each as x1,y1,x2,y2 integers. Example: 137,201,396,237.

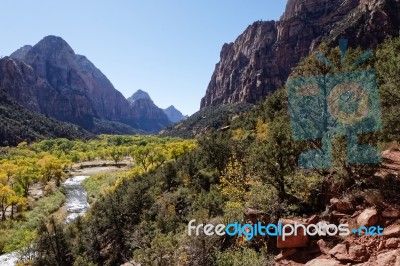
0,175,90,265
0,251,19,266
63,175,90,223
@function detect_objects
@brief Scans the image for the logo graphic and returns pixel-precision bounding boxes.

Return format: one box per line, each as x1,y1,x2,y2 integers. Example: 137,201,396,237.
288,39,381,168
188,220,384,241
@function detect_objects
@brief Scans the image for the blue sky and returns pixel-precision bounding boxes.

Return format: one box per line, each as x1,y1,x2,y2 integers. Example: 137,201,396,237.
0,1,287,115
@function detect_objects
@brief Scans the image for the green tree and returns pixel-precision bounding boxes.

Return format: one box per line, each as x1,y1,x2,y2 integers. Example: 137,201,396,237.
198,131,232,175
375,36,400,140
33,217,73,266
249,115,299,202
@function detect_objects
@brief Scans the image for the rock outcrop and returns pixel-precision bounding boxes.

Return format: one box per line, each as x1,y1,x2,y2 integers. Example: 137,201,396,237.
200,0,400,109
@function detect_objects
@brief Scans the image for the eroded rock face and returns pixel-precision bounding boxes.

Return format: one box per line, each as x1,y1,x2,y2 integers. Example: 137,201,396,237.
200,0,400,109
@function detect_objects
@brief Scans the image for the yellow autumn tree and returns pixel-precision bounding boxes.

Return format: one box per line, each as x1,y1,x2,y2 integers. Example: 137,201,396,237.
0,161,18,183
37,155,68,186
0,184,15,221
220,157,250,221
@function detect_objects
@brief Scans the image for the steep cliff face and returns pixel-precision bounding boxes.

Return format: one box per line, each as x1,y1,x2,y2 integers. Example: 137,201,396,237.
21,36,131,122
0,57,97,128
200,0,400,109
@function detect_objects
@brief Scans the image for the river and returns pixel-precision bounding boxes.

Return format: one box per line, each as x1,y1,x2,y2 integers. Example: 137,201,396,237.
63,175,90,223
0,175,90,265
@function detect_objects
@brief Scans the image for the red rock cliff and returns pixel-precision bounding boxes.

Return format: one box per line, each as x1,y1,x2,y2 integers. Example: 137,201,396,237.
200,0,400,109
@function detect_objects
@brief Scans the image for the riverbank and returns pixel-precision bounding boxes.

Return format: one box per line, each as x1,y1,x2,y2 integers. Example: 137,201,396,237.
0,189,65,254
0,164,128,265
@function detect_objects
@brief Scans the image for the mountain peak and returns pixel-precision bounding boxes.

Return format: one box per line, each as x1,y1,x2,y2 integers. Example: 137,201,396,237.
163,105,187,123
38,35,71,48
31,35,75,58
127,90,151,104
40,35,69,45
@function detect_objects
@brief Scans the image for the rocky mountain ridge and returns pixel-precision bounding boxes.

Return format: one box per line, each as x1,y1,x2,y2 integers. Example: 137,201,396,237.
1,36,174,133
200,0,400,108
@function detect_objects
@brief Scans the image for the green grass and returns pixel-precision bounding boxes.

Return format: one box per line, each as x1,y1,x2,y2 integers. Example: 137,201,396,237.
83,172,120,204
0,189,65,253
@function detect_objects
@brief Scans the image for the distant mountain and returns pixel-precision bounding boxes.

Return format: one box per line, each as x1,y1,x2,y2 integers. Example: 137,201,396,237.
127,90,172,132
0,36,172,134
163,105,187,123
127,89,151,103
0,88,92,146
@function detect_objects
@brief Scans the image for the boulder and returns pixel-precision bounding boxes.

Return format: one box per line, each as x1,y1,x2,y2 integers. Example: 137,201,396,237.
385,238,399,248
330,198,353,212
328,243,369,263
375,250,400,266
382,208,400,218
383,224,400,237
357,208,378,227
328,243,350,262
348,244,369,262
317,239,331,255
277,219,309,248
305,258,344,266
